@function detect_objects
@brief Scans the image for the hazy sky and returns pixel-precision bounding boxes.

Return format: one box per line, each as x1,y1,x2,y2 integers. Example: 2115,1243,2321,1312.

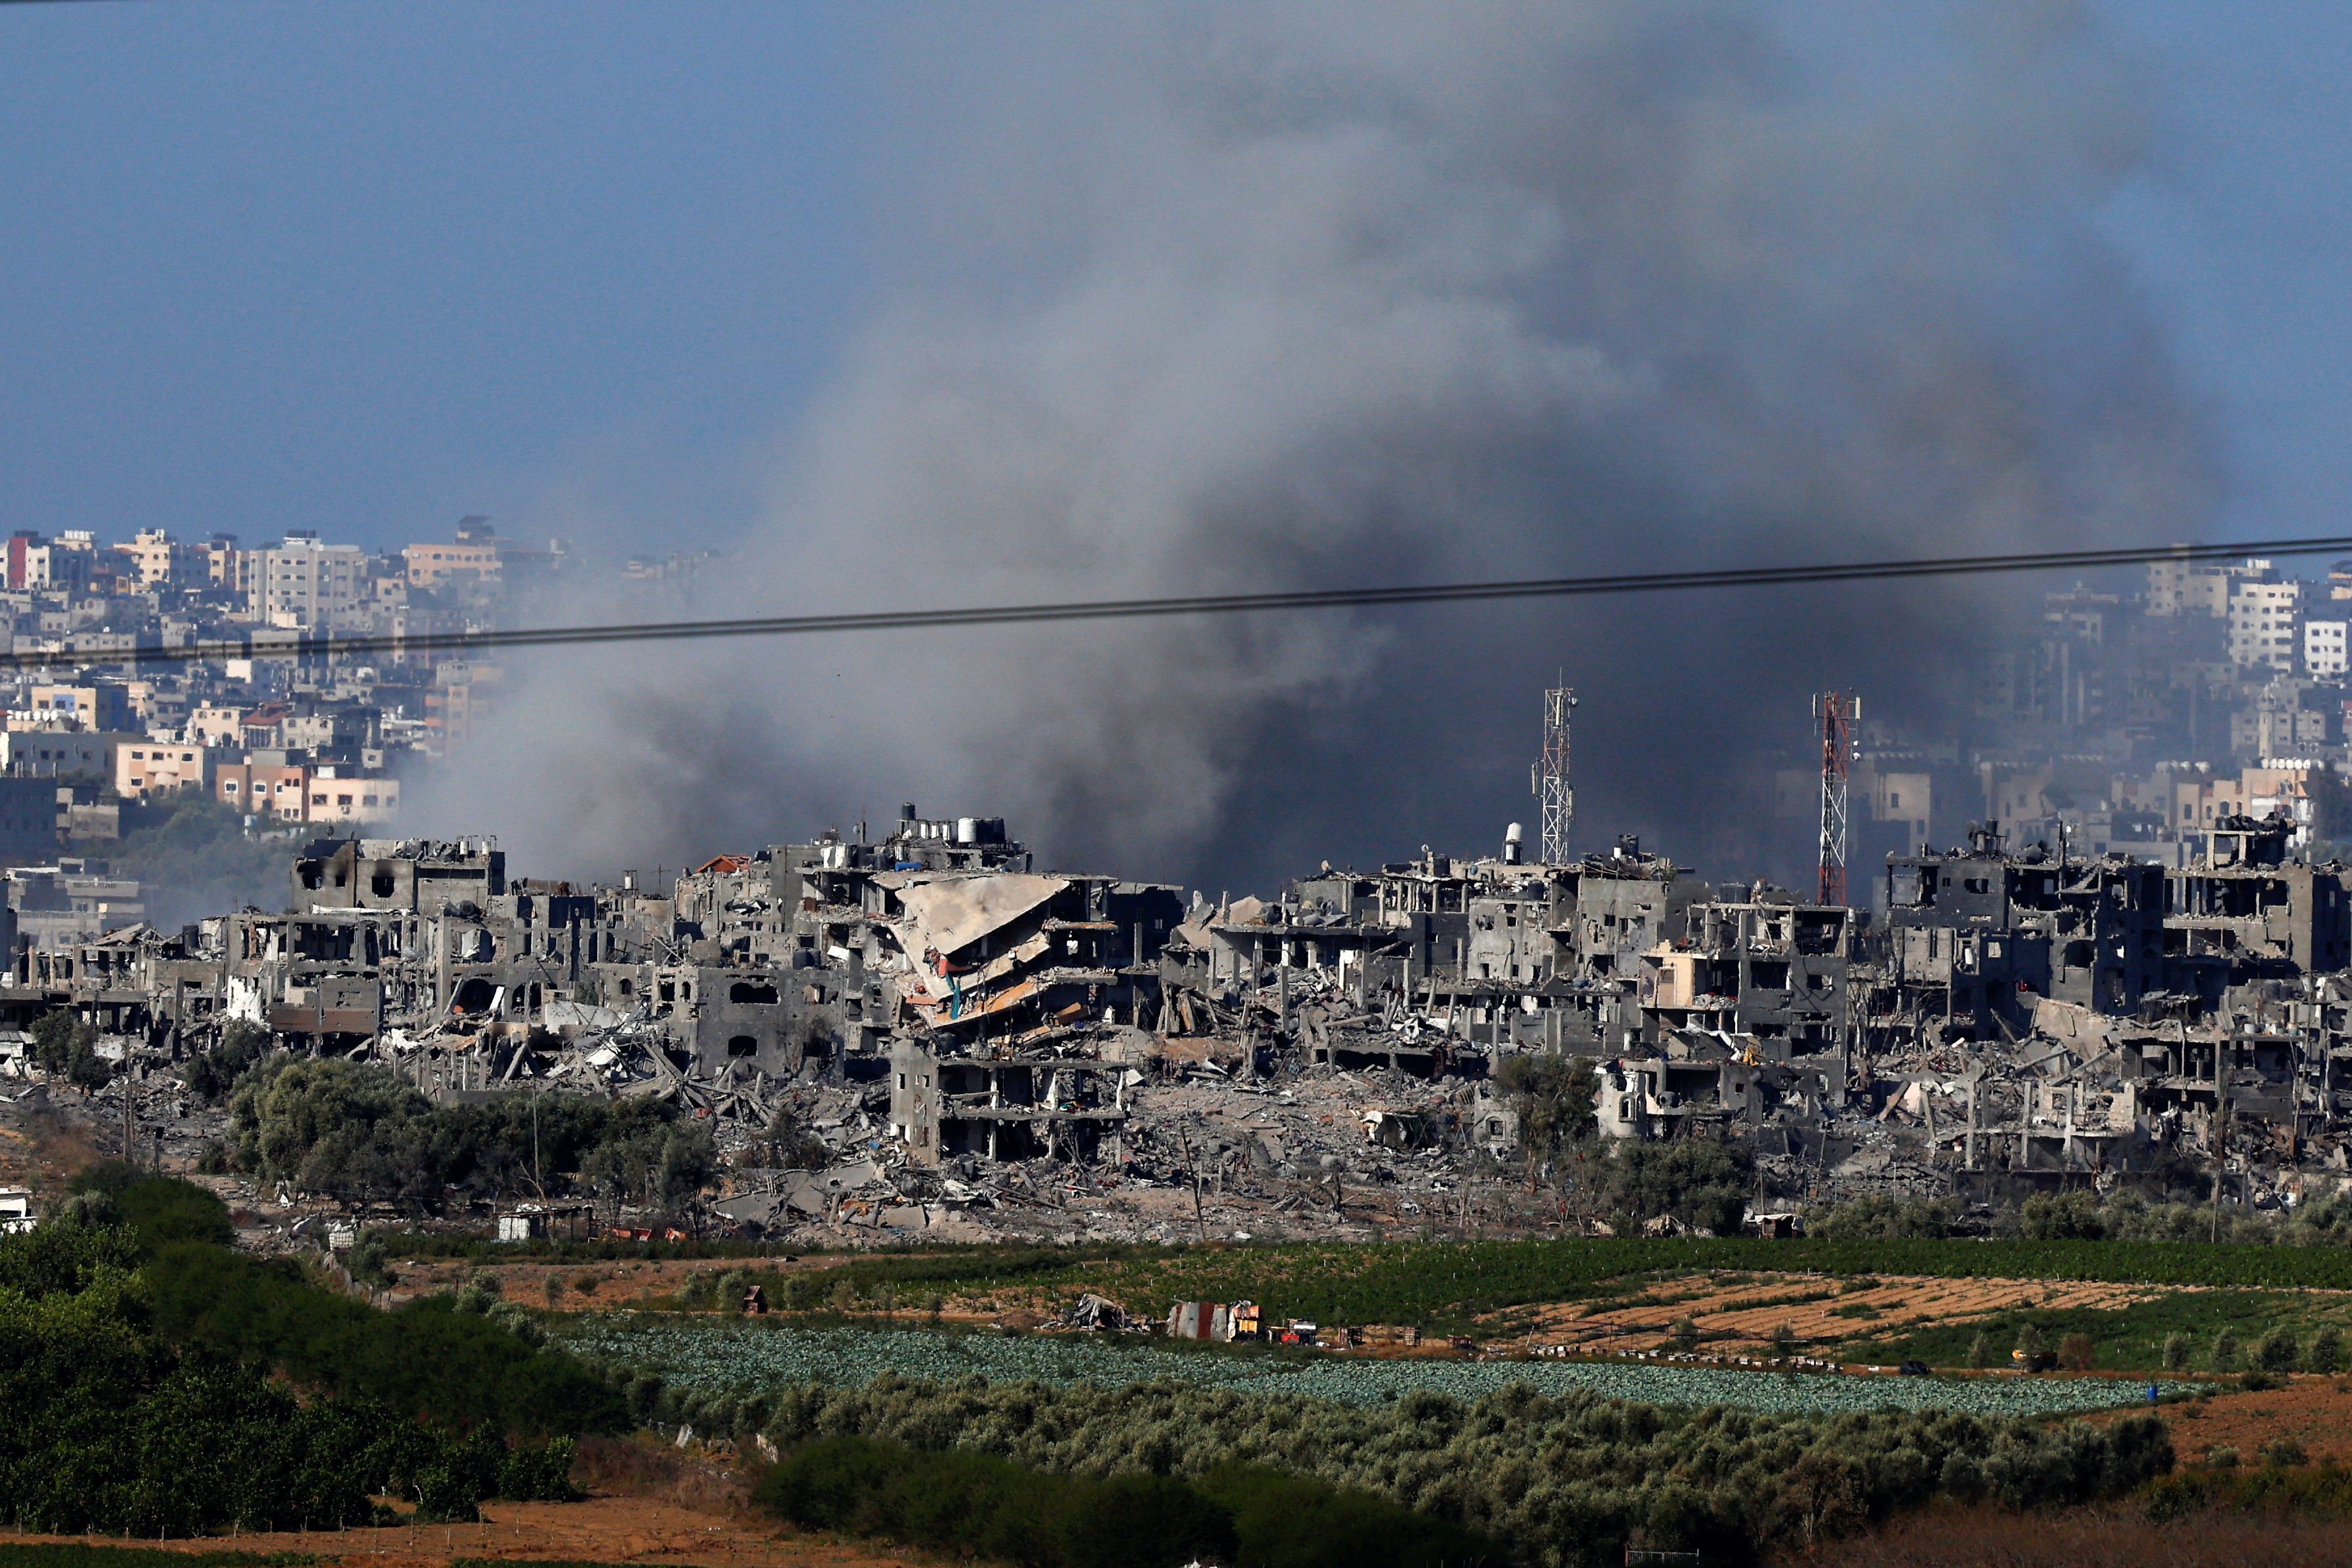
3,2,2344,558
4,3,2349,888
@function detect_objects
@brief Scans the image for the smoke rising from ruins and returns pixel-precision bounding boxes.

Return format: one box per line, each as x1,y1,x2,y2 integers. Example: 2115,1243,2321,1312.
418,2,2214,890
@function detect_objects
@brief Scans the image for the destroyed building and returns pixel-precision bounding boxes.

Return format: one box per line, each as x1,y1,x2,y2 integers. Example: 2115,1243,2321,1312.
29,762,2352,1244
1882,823,2168,1036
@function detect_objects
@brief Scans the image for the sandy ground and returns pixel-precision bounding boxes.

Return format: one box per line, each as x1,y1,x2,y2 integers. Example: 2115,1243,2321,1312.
389,1255,853,1310
1522,1271,2165,1352
2121,1376,2352,1465
3,1499,935,1568
0,1090,107,1191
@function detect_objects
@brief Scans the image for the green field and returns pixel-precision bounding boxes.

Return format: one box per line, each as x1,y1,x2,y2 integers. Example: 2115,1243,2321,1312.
682,1236,2352,1339
564,1315,2201,1417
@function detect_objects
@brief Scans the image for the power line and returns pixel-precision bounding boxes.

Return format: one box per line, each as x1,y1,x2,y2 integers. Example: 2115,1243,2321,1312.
5,533,2345,673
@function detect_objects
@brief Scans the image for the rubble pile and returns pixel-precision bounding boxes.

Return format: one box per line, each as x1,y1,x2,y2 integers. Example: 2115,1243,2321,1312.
10,804,2352,1241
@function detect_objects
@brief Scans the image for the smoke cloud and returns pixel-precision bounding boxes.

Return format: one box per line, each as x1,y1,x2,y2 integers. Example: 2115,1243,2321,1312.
412,2,2212,893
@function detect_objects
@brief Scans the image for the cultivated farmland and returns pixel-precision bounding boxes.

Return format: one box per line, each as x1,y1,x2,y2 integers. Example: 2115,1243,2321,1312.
563,1316,2198,1417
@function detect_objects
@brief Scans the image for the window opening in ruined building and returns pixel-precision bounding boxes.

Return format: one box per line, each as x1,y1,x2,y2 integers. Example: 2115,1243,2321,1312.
726,1035,758,1057
730,981,779,1004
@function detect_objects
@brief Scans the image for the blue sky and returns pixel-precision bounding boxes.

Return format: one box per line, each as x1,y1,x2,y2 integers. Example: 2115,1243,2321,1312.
2097,3,2352,538
0,1,2343,560
0,1,873,559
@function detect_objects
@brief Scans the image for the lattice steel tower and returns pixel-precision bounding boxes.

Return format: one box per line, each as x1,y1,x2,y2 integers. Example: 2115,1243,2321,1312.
1814,691,1860,905
1536,684,1577,864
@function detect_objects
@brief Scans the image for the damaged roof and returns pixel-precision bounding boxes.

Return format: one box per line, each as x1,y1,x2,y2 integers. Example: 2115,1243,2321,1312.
890,872,1070,960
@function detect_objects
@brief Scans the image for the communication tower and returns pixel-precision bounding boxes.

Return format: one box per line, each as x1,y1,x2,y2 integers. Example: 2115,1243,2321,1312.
1535,684,1577,864
1814,691,1860,905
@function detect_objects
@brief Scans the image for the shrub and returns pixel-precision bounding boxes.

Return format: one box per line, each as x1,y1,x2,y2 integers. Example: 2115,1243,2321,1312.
2210,1327,2240,1372
227,1057,716,1205
753,1434,1502,1568
1803,1195,1957,1240
2162,1332,2189,1371
2256,1327,2302,1373
63,1164,233,1252
2057,1333,2094,1372
347,1229,395,1288
1603,1139,1753,1236
0,1212,584,1535
2259,1437,2309,1469
181,1019,272,1105
144,1236,624,1437
2311,1327,2342,1375
1494,1054,1597,1157
1966,1331,1993,1369
2015,1191,2107,1240
32,1008,98,1080
751,1375,2174,1568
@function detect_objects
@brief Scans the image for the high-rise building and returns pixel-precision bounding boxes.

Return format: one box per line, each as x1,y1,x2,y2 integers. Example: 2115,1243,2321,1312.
251,532,368,628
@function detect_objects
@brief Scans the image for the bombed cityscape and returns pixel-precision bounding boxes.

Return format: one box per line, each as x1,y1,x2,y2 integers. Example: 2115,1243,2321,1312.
23,5,2352,1568
8,545,2352,1247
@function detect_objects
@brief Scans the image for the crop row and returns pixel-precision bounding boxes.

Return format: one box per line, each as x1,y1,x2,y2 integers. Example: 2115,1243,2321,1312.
566,1318,2194,1418
762,1235,2352,1336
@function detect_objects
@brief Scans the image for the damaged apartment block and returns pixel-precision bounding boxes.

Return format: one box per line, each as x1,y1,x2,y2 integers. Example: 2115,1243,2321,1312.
41,764,2352,1244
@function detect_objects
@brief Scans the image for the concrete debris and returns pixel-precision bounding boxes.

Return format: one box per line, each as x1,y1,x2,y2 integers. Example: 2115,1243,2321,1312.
1048,1293,1131,1331
19,801,2352,1240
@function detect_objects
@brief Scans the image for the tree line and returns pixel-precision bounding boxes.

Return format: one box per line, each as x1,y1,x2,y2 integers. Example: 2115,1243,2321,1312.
206,1053,716,1208
757,1433,1504,1568
1495,1053,1752,1235
0,1166,604,1535
598,1365,2178,1567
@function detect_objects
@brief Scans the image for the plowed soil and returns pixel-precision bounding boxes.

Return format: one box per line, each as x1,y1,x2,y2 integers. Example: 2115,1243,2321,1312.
1781,1497,2352,1567
389,1256,848,1310
5,1499,931,1568
2110,1375,2352,1465
1523,1272,2163,1352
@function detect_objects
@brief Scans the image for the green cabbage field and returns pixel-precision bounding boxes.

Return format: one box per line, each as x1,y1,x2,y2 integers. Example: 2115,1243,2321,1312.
566,1316,2199,1417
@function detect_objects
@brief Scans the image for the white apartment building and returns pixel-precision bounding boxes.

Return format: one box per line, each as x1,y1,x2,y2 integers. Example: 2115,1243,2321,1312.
305,767,401,825
252,534,368,629
2227,570,2304,672
2307,619,2349,677
2146,556,2240,617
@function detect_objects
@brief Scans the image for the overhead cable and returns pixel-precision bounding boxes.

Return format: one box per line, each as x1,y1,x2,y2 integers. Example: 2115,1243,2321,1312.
6,532,2347,672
